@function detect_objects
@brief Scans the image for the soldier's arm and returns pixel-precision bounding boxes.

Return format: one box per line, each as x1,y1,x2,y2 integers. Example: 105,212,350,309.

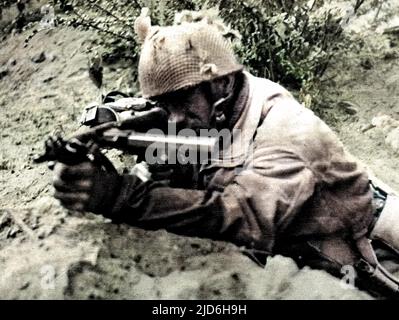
106,148,316,252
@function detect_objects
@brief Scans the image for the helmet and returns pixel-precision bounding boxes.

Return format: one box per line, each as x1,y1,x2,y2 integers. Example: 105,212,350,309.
136,16,243,98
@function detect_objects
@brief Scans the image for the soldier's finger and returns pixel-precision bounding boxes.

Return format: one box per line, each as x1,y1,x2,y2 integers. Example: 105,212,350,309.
53,177,92,192
54,191,90,204
61,201,85,212
67,202,85,212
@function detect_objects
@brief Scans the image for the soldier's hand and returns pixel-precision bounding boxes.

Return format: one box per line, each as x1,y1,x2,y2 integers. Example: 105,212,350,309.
52,161,120,214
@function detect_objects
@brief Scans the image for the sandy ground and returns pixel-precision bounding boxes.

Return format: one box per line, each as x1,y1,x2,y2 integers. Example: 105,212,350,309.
0,1,398,299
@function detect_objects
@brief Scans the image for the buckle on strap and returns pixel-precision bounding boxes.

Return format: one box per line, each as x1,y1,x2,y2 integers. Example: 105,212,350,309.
368,180,388,237
370,180,388,217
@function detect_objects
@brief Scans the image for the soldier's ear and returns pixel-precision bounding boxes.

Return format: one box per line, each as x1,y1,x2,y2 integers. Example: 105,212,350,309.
212,74,235,95
223,74,235,92
210,74,236,112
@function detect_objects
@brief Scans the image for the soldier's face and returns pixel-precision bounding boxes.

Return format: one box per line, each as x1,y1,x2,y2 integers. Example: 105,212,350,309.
153,83,214,133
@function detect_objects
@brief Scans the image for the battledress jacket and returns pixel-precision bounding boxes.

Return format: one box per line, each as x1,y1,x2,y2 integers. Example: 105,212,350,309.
108,72,374,261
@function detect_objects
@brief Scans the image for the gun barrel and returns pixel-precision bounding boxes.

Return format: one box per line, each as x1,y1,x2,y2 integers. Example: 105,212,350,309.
101,130,218,160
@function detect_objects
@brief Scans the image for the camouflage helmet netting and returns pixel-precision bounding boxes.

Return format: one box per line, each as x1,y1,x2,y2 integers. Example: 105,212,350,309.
138,22,243,98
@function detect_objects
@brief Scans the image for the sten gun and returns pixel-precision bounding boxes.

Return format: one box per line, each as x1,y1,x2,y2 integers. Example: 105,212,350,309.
33,107,218,181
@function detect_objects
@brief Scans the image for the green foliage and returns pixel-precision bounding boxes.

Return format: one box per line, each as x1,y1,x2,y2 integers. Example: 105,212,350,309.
0,0,19,9
52,0,357,108
201,1,345,96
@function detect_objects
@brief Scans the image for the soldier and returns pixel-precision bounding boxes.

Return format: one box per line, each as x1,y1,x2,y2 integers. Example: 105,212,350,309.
52,15,399,297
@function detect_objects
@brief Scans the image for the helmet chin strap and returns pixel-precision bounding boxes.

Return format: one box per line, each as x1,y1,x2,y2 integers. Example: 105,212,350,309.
210,90,234,124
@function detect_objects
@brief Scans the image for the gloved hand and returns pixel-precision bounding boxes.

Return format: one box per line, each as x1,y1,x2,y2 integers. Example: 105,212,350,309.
52,161,121,215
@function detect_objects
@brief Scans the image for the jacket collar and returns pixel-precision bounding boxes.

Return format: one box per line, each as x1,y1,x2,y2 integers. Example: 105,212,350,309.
201,71,269,171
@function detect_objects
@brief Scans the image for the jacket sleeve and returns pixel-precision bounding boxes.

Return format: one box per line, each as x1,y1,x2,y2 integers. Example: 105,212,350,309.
107,147,316,253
